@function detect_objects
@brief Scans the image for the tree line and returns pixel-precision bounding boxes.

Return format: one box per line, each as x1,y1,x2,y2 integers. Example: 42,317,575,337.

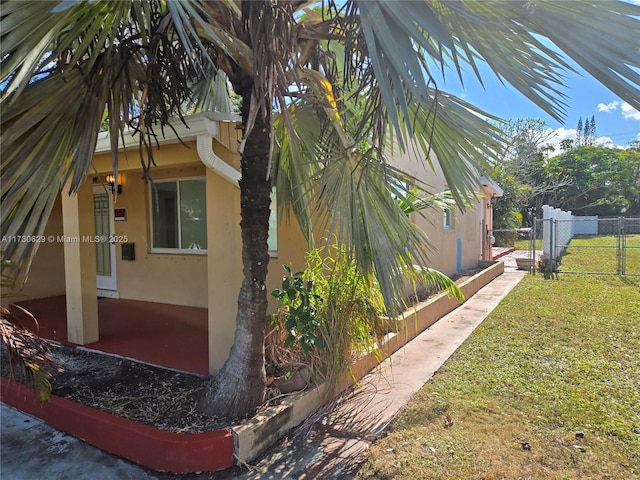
491,119,640,230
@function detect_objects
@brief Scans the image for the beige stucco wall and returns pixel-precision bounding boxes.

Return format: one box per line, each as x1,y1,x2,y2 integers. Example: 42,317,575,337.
416,205,483,276
19,196,66,299
389,146,484,276
90,142,208,307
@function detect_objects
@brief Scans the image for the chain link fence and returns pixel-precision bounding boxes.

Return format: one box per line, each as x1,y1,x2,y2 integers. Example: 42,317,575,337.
535,216,640,276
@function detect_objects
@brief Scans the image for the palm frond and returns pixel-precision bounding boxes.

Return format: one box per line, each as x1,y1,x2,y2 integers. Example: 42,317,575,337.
1,0,215,274
351,0,640,147
398,188,457,216
1,259,62,401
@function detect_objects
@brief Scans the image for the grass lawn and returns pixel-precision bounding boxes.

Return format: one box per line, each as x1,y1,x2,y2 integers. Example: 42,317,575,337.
560,235,640,275
358,273,640,479
513,238,542,251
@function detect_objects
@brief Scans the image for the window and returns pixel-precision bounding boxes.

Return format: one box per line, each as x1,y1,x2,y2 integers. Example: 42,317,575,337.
268,188,277,253
151,178,207,252
444,209,453,230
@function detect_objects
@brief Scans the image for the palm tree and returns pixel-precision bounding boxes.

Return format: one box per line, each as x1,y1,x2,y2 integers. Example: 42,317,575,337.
2,1,639,417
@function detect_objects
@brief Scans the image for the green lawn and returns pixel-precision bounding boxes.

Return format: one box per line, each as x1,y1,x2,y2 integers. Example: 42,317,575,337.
560,235,640,275
513,238,542,251
512,234,640,275
358,272,640,479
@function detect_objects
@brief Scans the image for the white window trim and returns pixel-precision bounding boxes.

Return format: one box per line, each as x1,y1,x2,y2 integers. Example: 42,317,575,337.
149,176,208,255
444,209,454,230
268,187,278,256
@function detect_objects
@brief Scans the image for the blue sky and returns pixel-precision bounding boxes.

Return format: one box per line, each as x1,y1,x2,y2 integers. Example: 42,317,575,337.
445,64,640,151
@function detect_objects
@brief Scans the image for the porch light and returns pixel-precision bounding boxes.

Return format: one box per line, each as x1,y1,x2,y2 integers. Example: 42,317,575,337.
488,194,498,209
106,174,123,194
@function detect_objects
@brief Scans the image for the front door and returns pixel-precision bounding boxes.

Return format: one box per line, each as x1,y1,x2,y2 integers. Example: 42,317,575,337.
94,186,118,296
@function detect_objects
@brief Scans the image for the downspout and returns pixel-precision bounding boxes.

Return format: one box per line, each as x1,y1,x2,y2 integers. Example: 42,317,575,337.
196,128,241,188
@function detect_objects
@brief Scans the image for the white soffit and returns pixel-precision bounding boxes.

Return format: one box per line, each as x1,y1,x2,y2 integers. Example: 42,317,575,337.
94,112,241,153
479,176,504,197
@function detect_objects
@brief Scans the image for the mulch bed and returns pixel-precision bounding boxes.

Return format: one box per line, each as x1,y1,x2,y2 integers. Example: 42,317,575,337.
2,342,284,433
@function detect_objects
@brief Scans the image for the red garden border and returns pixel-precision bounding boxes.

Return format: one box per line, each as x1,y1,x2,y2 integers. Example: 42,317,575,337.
0,377,234,473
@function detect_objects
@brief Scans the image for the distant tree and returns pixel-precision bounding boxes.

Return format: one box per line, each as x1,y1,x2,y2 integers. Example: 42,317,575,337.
588,116,597,145
489,118,568,227
581,115,597,146
576,117,584,146
547,146,640,216
560,139,575,152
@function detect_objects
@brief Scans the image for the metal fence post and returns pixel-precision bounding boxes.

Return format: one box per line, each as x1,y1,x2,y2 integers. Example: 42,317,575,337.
619,217,625,275
531,216,537,276
550,219,555,272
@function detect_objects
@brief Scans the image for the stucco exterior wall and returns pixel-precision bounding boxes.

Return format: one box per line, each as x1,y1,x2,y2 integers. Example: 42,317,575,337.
19,196,66,299
416,206,483,276
389,146,484,276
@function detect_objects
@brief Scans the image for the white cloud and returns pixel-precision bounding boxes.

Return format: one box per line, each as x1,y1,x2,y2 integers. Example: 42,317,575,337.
542,127,625,151
594,136,616,148
542,127,576,152
621,102,640,120
597,101,619,112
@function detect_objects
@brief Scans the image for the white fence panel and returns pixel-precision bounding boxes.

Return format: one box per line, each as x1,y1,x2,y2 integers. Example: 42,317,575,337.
573,216,598,235
542,205,575,258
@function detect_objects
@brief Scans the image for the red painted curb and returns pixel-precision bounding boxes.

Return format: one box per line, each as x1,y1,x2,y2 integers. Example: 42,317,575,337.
493,247,515,260
1,377,234,473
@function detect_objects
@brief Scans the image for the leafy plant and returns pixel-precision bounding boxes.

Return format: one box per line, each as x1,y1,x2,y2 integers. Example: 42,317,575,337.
316,247,389,391
271,264,325,357
270,244,465,395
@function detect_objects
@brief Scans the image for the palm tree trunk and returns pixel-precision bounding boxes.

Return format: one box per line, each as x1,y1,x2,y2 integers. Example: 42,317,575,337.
199,89,272,417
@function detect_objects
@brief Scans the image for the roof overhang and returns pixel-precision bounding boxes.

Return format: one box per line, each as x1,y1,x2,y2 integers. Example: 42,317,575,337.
94,111,241,154
479,176,504,197
94,111,242,187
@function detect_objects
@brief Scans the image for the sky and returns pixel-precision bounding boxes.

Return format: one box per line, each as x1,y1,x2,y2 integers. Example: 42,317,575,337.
444,63,640,152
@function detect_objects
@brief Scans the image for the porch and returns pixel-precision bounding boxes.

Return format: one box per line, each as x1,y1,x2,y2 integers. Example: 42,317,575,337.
14,296,209,376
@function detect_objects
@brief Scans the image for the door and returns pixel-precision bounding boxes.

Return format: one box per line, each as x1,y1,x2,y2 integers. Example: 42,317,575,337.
94,186,118,295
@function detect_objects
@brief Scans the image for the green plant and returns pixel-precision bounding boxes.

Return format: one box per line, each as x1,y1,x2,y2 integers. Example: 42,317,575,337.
270,247,389,393
270,246,463,394
271,264,325,356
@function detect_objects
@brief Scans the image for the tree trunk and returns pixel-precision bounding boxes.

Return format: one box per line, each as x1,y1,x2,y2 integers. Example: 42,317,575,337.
199,88,272,418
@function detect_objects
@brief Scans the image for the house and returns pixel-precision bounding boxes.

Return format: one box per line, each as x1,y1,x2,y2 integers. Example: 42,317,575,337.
390,148,503,277
17,112,501,374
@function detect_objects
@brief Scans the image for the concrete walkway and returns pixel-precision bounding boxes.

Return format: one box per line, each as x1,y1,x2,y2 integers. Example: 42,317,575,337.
220,269,526,479
0,404,158,480
1,269,526,480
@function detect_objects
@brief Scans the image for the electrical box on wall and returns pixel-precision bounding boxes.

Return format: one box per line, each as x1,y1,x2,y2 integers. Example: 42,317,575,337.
121,243,135,261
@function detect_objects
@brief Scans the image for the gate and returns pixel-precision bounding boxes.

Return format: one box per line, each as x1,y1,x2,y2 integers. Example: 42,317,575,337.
536,216,640,276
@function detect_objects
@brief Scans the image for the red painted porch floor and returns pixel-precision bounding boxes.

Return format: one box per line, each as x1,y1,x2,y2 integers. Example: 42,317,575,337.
14,295,209,376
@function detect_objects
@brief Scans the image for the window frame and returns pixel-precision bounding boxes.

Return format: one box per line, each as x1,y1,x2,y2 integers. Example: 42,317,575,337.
149,176,208,255
268,187,278,256
443,208,454,230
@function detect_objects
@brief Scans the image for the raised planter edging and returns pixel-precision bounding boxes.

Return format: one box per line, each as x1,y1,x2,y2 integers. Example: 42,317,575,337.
0,377,234,473
231,260,505,463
